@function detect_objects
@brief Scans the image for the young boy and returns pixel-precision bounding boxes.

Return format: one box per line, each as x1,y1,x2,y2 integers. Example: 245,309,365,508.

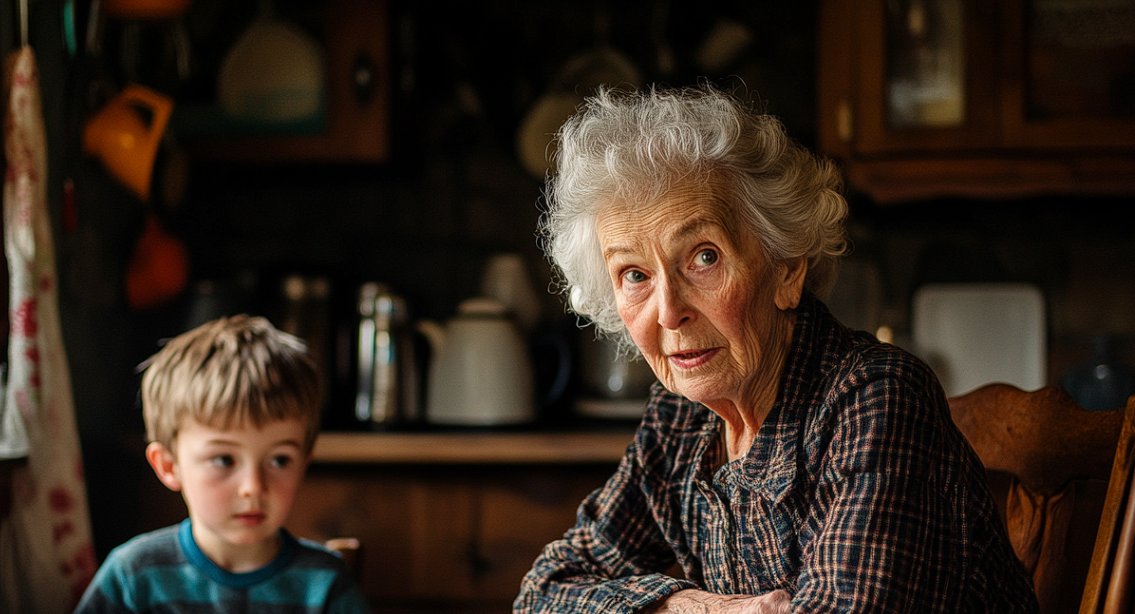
74,315,370,613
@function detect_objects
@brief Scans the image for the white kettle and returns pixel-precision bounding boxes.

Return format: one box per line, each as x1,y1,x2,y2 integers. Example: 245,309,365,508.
419,297,535,426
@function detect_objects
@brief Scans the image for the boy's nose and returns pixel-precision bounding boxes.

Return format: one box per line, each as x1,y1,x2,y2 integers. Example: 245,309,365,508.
239,467,266,497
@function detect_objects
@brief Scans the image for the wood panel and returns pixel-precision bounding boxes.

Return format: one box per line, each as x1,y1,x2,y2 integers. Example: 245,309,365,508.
311,430,635,465
285,464,615,612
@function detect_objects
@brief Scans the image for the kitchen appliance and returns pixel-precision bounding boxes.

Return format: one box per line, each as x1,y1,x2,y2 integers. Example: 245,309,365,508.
480,252,542,333
574,330,655,420
419,297,536,426
912,283,1046,397
354,282,419,427
276,275,332,413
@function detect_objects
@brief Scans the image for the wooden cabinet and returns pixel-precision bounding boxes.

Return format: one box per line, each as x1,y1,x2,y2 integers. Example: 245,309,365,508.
285,431,632,613
288,464,614,613
177,0,390,163
818,0,1135,203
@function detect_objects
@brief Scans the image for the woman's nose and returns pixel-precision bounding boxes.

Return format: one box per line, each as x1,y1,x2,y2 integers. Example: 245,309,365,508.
656,276,693,330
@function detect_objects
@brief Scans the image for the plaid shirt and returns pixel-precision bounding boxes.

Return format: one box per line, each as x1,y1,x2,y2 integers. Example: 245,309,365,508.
515,295,1038,613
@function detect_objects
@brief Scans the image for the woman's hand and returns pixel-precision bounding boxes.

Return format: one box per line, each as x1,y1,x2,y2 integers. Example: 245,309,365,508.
647,589,792,614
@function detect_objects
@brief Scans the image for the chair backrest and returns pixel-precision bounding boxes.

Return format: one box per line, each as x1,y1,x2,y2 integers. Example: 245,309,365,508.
324,537,363,581
949,383,1127,614
1079,393,1135,614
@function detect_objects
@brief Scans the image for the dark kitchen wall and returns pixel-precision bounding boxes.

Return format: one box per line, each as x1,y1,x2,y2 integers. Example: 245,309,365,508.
36,0,823,559
169,0,821,322
10,0,1133,564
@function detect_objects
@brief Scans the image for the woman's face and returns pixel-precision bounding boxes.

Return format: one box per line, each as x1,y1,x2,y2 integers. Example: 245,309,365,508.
596,183,806,415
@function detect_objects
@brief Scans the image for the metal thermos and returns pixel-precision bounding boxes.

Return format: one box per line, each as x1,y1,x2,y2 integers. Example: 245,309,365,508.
278,275,332,412
355,282,417,427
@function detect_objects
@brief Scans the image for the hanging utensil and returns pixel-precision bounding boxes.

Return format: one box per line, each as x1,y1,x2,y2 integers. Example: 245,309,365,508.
124,213,189,311
19,0,29,47
217,0,325,126
516,8,641,179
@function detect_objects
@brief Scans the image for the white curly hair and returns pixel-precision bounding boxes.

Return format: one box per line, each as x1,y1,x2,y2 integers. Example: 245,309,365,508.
539,83,848,352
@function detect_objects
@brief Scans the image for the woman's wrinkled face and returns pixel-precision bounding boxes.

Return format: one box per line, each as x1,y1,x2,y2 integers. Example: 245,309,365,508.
596,183,804,413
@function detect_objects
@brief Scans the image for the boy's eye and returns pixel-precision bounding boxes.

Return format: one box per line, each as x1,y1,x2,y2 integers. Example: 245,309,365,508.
270,455,294,469
211,455,234,468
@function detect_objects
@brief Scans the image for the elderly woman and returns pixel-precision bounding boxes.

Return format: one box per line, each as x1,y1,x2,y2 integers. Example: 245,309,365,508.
514,84,1037,614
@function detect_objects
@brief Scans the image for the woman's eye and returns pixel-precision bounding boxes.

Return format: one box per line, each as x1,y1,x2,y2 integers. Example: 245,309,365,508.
210,455,234,468
623,270,647,284
696,249,719,266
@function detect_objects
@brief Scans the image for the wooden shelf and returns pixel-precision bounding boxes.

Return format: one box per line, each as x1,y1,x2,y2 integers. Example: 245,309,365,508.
840,154,1135,204
311,429,635,464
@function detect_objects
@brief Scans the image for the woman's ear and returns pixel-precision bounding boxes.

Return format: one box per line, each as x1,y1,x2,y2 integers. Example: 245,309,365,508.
774,256,808,311
146,442,183,492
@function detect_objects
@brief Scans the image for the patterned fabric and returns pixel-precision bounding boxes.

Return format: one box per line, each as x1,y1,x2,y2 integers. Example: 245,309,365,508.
515,295,1038,613
2,45,96,613
73,519,371,613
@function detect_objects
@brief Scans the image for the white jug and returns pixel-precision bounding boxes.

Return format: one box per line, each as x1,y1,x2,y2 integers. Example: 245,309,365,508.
419,297,535,426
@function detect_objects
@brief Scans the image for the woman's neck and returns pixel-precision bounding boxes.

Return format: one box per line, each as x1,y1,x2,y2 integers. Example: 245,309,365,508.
706,310,796,462
719,411,762,462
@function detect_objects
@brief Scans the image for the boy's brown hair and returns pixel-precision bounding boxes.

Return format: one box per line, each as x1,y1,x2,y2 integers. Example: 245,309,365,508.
140,314,322,453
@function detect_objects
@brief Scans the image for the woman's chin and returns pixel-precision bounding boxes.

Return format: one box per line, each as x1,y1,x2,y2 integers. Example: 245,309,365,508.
670,379,728,408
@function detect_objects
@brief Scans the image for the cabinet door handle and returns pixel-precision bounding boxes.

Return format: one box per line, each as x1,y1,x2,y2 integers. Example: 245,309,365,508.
837,98,854,143
353,52,378,106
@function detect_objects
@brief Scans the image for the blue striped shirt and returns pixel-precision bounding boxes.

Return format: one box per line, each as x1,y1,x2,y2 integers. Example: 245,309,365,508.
74,519,370,613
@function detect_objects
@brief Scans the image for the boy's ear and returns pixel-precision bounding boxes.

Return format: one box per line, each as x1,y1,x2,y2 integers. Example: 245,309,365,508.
146,442,183,492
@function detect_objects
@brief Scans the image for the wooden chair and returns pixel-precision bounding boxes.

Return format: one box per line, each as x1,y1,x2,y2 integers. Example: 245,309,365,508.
324,537,363,581
948,384,1127,614
1079,393,1135,614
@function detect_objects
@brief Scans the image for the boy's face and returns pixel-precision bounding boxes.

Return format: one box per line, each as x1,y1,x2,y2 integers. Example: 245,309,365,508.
146,417,311,572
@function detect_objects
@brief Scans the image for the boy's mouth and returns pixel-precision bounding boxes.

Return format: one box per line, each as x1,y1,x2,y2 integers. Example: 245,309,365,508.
234,511,266,526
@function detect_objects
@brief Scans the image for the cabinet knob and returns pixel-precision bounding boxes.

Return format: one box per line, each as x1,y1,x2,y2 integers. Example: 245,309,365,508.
837,98,854,143
353,52,378,105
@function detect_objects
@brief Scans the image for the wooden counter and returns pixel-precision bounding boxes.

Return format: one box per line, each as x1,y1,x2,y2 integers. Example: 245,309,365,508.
293,429,633,612
311,429,636,465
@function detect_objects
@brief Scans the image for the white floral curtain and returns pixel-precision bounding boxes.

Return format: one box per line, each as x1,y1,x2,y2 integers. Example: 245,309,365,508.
1,45,95,613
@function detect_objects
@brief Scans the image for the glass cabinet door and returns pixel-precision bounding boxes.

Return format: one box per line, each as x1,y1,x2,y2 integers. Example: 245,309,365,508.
848,0,1000,154
886,0,966,128
817,0,1135,202
1004,0,1135,148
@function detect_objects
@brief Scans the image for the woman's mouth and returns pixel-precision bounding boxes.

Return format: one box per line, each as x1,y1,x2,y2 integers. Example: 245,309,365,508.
668,348,718,370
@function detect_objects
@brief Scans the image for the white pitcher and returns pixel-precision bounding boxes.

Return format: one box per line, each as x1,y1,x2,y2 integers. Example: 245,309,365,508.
419,297,535,426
